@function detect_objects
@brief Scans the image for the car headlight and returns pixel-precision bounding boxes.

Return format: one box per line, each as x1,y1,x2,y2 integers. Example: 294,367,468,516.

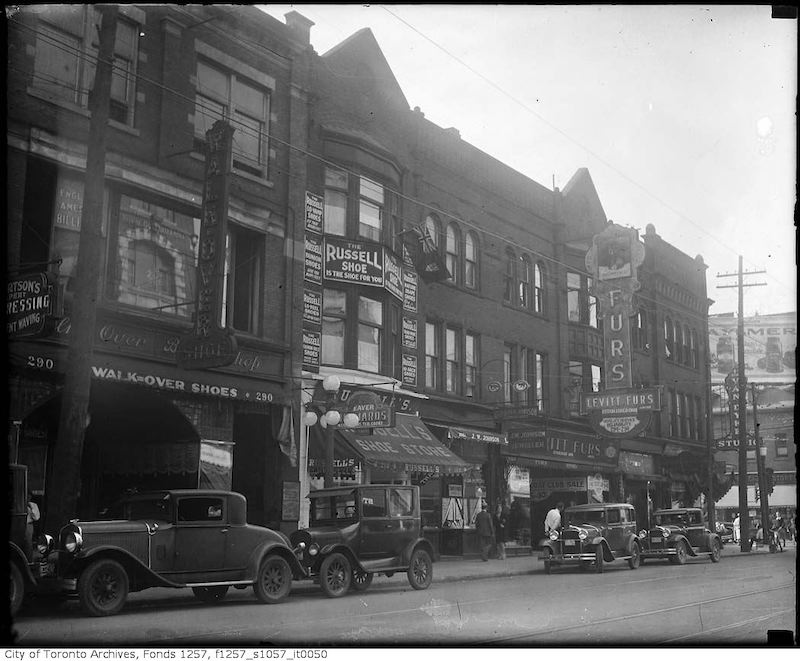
638,530,647,539
578,530,588,541
64,531,83,553
549,531,559,541
662,529,670,538
36,534,55,556
308,543,320,556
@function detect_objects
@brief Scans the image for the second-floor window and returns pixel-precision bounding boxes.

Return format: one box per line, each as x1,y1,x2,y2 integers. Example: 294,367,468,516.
425,322,440,389
358,177,383,242
445,224,459,283
194,60,270,178
320,290,384,373
445,327,461,393
32,6,139,125
222,225,263,334
567,272,596,326
465,333,478,398
465,232,478,289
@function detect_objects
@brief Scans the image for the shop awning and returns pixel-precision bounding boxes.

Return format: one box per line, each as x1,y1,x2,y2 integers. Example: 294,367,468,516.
339,413,469,475
715,484,797,509
307,425,362,479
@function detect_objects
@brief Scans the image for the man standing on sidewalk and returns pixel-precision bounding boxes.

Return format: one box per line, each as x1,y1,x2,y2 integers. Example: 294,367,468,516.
475,502,495,562
545,502,565,535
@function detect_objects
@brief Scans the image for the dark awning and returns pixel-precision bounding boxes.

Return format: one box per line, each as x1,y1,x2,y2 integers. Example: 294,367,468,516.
339,413,469,475
307,425,362,479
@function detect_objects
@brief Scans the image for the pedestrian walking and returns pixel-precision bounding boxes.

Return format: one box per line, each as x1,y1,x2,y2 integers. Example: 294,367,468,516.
25,492,40,559
544,502,565,536
494,502,509,560
475,502,495,562
732,513,740,544
771,511,786,551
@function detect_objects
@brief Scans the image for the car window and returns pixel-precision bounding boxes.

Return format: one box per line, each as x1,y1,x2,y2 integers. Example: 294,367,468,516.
127,497,171,522
388,488,414,517
360,488,387,518
656,512,686,526
178,497,224,522
607,509,621,524
688,511,701,525
619,508,629,523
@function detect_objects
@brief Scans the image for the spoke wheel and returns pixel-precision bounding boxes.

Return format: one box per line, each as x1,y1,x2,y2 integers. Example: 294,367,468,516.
628,542,641,569
192,586,229,603
670,540,688,565
10,562,24,618
710,539,721,563
254,555,292,604
351,567,373,592
407,549,433,590
78,559,129,617
319,553,351,598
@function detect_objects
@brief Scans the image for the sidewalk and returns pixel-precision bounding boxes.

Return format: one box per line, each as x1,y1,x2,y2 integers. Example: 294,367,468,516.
432,539,795,584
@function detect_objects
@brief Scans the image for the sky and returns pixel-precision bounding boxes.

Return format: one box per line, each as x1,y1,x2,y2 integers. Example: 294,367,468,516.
259,4,797,317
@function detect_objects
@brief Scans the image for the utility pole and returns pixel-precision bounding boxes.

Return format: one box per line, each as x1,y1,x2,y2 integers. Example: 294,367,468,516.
751,383,771,545
45,5,118,529
717,256,766,552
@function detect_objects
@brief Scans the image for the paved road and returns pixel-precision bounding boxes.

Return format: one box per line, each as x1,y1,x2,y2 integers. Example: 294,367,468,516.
7,548,796,647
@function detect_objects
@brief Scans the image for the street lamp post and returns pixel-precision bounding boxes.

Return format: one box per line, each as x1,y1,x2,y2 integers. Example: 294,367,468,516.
303,375,359,488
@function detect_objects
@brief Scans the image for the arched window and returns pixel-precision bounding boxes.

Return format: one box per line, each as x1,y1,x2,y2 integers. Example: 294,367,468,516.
674,321,683,364
533,262,544,312
445,223,460,283
465,231,478,289
689,329,698,368
664,317,674,360
683,324,691,366
519,254,531,308
424,214,441,248
503,249,516,303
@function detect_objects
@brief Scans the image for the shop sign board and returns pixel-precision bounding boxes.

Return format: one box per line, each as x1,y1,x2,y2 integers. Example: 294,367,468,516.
384,250,404,301
324,237,383,287
447,427,507,445
401,353,417,387
402,317,417,350
715,433,756,450
342,389,395,429
304,234,323,284
530,476,587,501
303,289,322,326
7,272,58,339
580,386,661,438
507,428,620,467
304,191,323,234
402,270,418,312
319,383,420,416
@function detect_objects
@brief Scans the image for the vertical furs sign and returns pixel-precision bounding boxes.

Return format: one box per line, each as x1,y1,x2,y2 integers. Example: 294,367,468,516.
177,121,237,369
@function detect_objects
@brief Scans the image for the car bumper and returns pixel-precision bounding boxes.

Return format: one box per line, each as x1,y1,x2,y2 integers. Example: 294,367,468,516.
641,548,676,558
540,552,597,563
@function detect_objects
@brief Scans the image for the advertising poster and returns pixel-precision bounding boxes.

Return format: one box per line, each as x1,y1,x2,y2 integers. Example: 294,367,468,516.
303,288,322,326
401,353,417,387
302,330,321,370
304,234,323,284
384,250,404,300
403,270,418,312
402,316,417,350
709,312,796,384
304,191,323,234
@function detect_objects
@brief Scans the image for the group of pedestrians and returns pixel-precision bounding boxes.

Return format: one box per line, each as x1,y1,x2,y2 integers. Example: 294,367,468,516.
730,510,793,550
475,501,511,561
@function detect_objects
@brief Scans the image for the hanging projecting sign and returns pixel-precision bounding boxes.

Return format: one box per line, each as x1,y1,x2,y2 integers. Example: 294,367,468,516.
304,234,323,284
580,386,662,438
403,270,418,312
7,272,58,339
384,250,404,300
324,237,383,287
177,120,237,369
303,289,322,326
305,191,323,234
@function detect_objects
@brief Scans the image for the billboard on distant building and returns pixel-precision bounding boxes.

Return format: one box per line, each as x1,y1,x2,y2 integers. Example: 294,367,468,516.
709,312,796,385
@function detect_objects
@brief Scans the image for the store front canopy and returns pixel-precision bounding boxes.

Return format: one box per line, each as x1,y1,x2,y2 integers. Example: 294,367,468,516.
715,484,797,509
340,413,469,475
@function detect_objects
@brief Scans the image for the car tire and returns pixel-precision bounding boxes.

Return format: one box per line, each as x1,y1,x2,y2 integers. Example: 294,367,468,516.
351,566,373,592
254,555,293,604
192,586,229,603
407,548,433,590
594,546,604,574
319,553,351,598
710,539,721,563
670,540,688,565
78,558,129,617
10,562,24,618
628,542,641,570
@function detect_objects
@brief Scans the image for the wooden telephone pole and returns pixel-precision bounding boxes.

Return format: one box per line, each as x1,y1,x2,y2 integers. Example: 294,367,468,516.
45,5,118,529
716,256,766,552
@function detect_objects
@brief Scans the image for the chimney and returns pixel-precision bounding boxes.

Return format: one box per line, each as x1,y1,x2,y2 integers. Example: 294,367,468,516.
285,10,314,46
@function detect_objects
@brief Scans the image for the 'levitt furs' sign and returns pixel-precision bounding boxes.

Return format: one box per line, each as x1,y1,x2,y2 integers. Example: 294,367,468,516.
580,386,662,438
7,272,57,338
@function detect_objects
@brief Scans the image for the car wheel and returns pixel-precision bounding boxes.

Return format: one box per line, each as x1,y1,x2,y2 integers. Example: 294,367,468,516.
594,546,604,574
351,566,373,592
192,586,229,603
78,558,129,617
543,548,553,574
10,562,24,618
710,539,721,563
670,540,688,565
254,555,292,604
407,548,433,590
319,553,351,598
628,542,641,569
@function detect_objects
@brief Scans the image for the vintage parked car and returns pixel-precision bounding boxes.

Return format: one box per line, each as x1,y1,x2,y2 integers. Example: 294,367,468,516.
638,507,722,564
8,463,56,617
538,503,641,574
42,489,303,616
290,484,434,597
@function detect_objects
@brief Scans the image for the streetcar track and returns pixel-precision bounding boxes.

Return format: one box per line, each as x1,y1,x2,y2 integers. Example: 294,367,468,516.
482,582,796,644
664,608,796,643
